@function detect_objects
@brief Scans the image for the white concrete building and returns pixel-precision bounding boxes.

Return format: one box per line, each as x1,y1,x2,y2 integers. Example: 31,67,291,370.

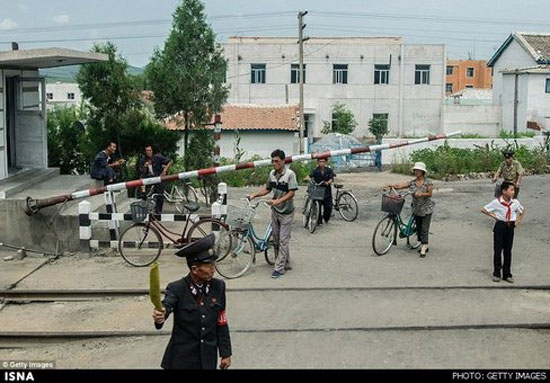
488,32,550,132
45,82,82,107
0,48,106,181
222,37,446,141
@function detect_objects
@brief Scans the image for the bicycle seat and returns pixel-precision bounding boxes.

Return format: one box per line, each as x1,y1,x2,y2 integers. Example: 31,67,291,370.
334,184,344,189
183,202,200,213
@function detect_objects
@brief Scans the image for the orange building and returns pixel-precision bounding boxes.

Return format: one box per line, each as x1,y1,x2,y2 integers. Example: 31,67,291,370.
445,60,492,95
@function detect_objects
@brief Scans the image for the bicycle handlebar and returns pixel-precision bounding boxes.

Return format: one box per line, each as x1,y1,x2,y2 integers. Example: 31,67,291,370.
241,197,271,209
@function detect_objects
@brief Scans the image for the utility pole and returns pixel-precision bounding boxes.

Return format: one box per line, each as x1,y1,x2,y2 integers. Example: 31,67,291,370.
298,10,309,154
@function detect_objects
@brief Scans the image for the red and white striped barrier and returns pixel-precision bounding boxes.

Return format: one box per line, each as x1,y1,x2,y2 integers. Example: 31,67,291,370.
24,131,461,215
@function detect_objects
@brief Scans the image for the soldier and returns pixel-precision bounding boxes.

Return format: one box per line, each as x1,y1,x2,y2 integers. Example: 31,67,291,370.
152,233,232,369
492,150,524,198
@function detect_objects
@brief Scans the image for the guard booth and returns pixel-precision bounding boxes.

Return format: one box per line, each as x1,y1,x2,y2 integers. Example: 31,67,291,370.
0,47,107,181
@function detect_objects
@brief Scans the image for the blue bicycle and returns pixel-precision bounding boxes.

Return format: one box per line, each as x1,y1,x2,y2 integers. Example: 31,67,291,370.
215,198,275,279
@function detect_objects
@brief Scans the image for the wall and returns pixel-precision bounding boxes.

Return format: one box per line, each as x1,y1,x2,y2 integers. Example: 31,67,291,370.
491,39,535,104
501,72,530,132
45,82,82,107
177,130,299,160
0,69,5,180
442,104,501,136
381,136,545,165
526,73,550,130
223,38,445,138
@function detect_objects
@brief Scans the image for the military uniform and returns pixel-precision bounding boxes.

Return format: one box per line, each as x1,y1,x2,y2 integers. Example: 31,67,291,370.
154,234,232,369
496,160,524,198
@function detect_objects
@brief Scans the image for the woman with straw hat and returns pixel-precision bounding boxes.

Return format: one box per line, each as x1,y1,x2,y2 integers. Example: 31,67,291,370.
385,162,435,257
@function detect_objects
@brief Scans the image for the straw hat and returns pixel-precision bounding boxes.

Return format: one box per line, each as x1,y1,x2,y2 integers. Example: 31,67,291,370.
412,162,427,174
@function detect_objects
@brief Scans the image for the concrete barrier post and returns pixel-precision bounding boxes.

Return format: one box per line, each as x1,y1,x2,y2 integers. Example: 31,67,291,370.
79,200,91,253
104,191,119,240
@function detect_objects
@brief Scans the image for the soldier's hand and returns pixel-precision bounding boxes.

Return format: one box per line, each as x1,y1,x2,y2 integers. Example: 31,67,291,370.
219,356,231,369
153,308,166,324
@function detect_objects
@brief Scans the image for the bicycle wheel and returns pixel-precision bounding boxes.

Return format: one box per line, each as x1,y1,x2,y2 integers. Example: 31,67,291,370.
308,201,320,233
215,230,255,279
337,192,359,222
302,197,311,228
186,218,230,257
372,215,397,256
118,223,163,267
406,217,422,250
264,233,276,265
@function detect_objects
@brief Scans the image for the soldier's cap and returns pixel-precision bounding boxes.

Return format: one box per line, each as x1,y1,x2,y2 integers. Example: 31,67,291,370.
175,233,218,264
503,150,515,158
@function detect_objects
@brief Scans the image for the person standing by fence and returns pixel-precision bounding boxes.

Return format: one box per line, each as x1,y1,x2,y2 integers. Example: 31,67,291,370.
386,162,434,258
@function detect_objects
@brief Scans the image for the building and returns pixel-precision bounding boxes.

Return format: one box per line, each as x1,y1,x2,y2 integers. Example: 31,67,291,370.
45,82,82,107
222,37,446,143
0,47,107,181
166,104,299,160
445,60,492,95
488,32,550,132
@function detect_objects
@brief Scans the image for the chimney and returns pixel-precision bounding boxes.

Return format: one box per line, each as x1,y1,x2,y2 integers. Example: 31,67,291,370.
11,42,19,51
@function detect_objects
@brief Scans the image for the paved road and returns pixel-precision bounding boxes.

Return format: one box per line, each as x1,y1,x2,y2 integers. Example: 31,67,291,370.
1,172,549,369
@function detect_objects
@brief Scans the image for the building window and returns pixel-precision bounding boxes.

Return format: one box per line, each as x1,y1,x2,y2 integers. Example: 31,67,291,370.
333,64,348,84
415,65,430,85
251,64,266,84
374,65,390,84
467,67,475,77
546,78,550,93
446,66,454,75
67,93,75,100
290,64,306,84
446,83,453,93
465,85,474,89
46,93,53,100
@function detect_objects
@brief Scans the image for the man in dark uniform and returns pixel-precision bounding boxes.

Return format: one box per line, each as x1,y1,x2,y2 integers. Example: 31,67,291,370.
90,142,125,184
306,158,335,224
138,145,173,214
152,233,232,369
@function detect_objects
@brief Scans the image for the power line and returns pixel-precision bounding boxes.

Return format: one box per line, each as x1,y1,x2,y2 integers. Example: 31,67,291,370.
311,11,550,27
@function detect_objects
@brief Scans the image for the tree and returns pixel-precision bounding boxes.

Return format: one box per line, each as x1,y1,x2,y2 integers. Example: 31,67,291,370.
47,104,88,174
368,116,389,141
146,0,228,168
77,42,181,177
321,102,357,135
77,42,136,158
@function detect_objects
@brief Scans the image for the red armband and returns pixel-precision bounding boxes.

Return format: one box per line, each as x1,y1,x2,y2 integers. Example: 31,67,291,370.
217,310,228,326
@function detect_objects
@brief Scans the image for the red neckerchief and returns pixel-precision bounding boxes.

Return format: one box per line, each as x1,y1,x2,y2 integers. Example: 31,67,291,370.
499,197,512,223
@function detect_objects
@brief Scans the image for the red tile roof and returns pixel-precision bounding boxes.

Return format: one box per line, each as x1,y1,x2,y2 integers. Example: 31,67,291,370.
165,104,299,132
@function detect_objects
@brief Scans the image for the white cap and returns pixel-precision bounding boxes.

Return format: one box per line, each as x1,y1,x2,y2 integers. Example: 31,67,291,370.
412,162,427,174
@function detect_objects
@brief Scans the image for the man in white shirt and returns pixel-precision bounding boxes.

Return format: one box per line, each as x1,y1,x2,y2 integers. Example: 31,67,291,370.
481,181,525,283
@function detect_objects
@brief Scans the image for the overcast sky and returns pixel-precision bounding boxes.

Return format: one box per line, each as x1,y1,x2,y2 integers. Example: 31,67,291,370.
0,0,549,67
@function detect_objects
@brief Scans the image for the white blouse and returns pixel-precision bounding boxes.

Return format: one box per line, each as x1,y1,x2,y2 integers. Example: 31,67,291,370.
484,197,524,222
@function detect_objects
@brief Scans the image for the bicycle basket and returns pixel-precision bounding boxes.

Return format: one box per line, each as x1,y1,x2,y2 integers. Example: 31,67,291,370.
226,204,255,230
130,200,153,223
381,193,405,214
309,184,326,201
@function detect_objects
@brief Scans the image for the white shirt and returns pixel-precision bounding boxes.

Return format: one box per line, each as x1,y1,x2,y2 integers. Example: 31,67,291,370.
484,197,524,222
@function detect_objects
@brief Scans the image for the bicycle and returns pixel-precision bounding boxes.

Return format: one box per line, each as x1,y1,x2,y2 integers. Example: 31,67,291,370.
214,198,276,279
302,181,325,233
372,188,421,256
145,180,199,212
117,194,229,267
332,183,359,222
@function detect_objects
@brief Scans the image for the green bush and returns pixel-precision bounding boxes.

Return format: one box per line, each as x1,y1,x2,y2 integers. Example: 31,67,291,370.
392,141,550,179
499,130,536,139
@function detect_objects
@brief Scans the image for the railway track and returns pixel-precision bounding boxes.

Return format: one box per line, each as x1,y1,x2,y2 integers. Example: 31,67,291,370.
1,285,549,303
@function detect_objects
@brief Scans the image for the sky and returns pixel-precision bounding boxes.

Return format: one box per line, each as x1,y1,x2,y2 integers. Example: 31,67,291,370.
0,0,549,68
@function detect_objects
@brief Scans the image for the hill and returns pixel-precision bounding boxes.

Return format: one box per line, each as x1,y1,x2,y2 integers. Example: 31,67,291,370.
40,65,145,83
